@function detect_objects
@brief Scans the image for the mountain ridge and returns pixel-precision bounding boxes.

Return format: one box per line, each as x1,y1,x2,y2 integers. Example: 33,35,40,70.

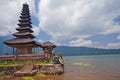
54,46,120,56
0,45,120,56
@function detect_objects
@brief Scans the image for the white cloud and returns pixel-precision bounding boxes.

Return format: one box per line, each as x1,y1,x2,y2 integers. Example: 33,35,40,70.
0,1,19,36
107,42,120,49
69,38,120,49
38,0,120,48
32,26,40,36
39,0,120,45
0,0,38,36
117,35,120,40
69,38,92,47
38,39,61,46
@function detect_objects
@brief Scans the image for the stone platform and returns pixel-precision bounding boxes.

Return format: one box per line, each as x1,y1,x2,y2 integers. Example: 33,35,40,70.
0,54,45,61
14,65,37,76
39,64,64,74
0,64,64,76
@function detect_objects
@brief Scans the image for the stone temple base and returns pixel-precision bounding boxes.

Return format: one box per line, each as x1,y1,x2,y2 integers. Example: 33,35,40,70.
0,64,64,76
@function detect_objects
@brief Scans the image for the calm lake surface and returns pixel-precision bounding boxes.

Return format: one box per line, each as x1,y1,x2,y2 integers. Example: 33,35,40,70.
62,54,120,80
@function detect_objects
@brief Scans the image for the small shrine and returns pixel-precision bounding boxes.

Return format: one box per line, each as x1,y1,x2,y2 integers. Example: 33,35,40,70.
41,41,56,53
41,41,56,58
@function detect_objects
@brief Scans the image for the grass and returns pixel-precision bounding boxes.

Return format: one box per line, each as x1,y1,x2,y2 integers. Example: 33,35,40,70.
36,73,46,78
0,59,52,67
0,72,63,80
22,76,34,80
0,74,12,80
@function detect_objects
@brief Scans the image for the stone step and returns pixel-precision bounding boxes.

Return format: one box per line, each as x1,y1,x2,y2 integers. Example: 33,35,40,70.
14,65,37,76
20,65,33,72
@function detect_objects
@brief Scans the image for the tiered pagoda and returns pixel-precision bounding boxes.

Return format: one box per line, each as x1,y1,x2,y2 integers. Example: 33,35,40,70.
2,3,58,61
4,3,40,54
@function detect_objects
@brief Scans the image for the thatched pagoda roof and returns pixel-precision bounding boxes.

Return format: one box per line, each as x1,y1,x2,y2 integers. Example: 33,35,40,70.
19,19,30,22
20,15,30,18
16,27,33,32
41,41,56,48
13,32,33,36
13,32,35,38
4,38,41,47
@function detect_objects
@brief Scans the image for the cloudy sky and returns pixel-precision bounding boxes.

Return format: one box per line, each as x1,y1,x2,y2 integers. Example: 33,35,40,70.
0,0,120,49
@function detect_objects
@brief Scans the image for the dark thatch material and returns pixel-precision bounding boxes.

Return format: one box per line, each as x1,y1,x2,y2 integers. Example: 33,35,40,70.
16,27,31,29
21,12,29,15
16,27,33,32
20,15,31,18
4,38,41,47
13,32,35,38
41,41,56,48
18,22,31,25
13,32,33,36
19,19,30,22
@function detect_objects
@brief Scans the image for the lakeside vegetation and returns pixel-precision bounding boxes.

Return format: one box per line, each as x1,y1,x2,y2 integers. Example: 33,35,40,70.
0,73,57,80
0,59,52,67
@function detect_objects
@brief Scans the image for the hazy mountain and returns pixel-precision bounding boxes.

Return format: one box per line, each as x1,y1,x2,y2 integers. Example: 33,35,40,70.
54,46,120,56
0,45,120,56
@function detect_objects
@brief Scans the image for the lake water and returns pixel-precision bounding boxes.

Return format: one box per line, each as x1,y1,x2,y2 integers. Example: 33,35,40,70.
62,54,120,80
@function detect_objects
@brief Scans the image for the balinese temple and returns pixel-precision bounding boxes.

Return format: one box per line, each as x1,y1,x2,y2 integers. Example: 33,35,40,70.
0,3,64,76
4,3,40,54
0,3,56,61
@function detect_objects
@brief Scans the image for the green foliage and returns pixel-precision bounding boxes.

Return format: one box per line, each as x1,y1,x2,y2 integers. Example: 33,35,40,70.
22,76,34,80
36,73,46,78
0,74,12,79
0,59,52,67
0,61,8,65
